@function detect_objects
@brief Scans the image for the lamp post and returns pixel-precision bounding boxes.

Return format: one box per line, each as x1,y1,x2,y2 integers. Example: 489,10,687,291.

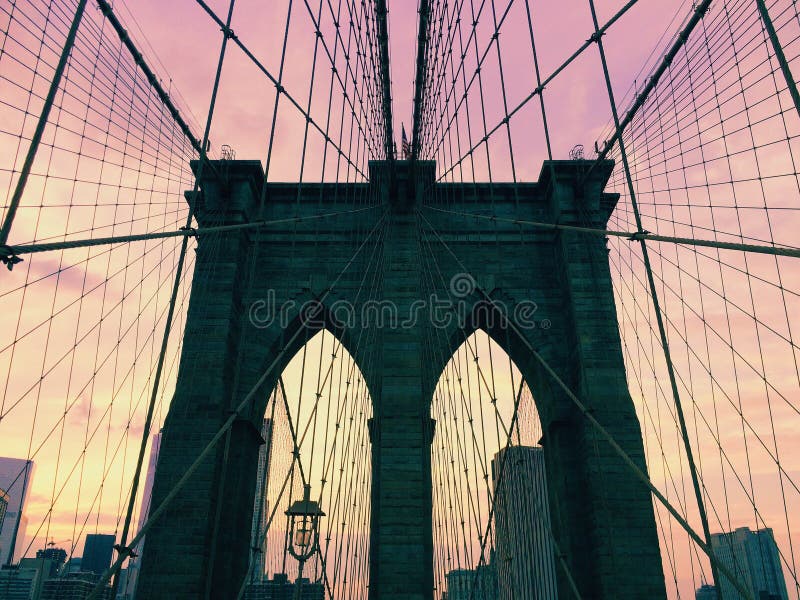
285,484,325,599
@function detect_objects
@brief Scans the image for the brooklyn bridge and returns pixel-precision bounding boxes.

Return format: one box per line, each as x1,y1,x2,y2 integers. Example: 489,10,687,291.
0,0,799,599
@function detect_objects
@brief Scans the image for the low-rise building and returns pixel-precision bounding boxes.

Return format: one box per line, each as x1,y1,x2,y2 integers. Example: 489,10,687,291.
696,584,717,600
244,573,324,599
40,572,112,600
0,561,51,600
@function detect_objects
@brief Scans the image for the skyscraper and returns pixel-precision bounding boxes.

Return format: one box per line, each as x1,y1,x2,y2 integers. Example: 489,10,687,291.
120,432,161,598
81,534,115,576
0,458,34,566
137,432,162,537
250,419,274,582
711,527,789,600
491,446,557,600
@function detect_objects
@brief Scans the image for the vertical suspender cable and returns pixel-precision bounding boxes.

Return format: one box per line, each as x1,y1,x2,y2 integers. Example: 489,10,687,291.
585,0,722,596
0,0,89,246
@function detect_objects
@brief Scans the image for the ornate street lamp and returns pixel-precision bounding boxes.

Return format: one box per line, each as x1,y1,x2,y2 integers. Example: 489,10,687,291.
286,484,325,597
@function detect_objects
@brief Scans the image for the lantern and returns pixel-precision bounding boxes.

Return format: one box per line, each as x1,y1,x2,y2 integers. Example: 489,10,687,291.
285,484,325,565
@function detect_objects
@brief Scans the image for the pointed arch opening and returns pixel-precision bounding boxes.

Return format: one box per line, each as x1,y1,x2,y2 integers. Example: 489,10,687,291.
249,329,373,599
430,329,559,600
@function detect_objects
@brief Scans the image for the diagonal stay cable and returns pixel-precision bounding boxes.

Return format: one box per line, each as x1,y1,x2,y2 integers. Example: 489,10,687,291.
0,0,89,246
587,0,714,172
755,0,800,118
94,0,204,154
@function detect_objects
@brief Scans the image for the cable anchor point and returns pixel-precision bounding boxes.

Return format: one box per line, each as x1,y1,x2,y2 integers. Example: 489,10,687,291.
589,31,605,43
113,544,138,559
628,230,651,241
0,245,23,271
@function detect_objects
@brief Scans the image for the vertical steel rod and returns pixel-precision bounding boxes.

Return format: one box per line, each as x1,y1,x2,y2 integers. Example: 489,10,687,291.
0,0,89,246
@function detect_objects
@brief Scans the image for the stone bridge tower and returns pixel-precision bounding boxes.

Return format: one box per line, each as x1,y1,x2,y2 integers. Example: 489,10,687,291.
136,159,667,600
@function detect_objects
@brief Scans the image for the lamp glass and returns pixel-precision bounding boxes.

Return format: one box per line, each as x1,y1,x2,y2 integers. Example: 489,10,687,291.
295,522,313,548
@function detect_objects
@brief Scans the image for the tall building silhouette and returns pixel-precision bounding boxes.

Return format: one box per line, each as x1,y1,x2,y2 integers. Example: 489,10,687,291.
82,534,115,576
711,527,788,600
35,547,68,577
491,446,557,600
137,432,163,536
249,419,274,582
0,458,34,566
120,432,161,598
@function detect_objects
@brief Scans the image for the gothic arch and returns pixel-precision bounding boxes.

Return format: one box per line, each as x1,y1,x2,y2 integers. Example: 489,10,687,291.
235,292,381,428
422,289,569,430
